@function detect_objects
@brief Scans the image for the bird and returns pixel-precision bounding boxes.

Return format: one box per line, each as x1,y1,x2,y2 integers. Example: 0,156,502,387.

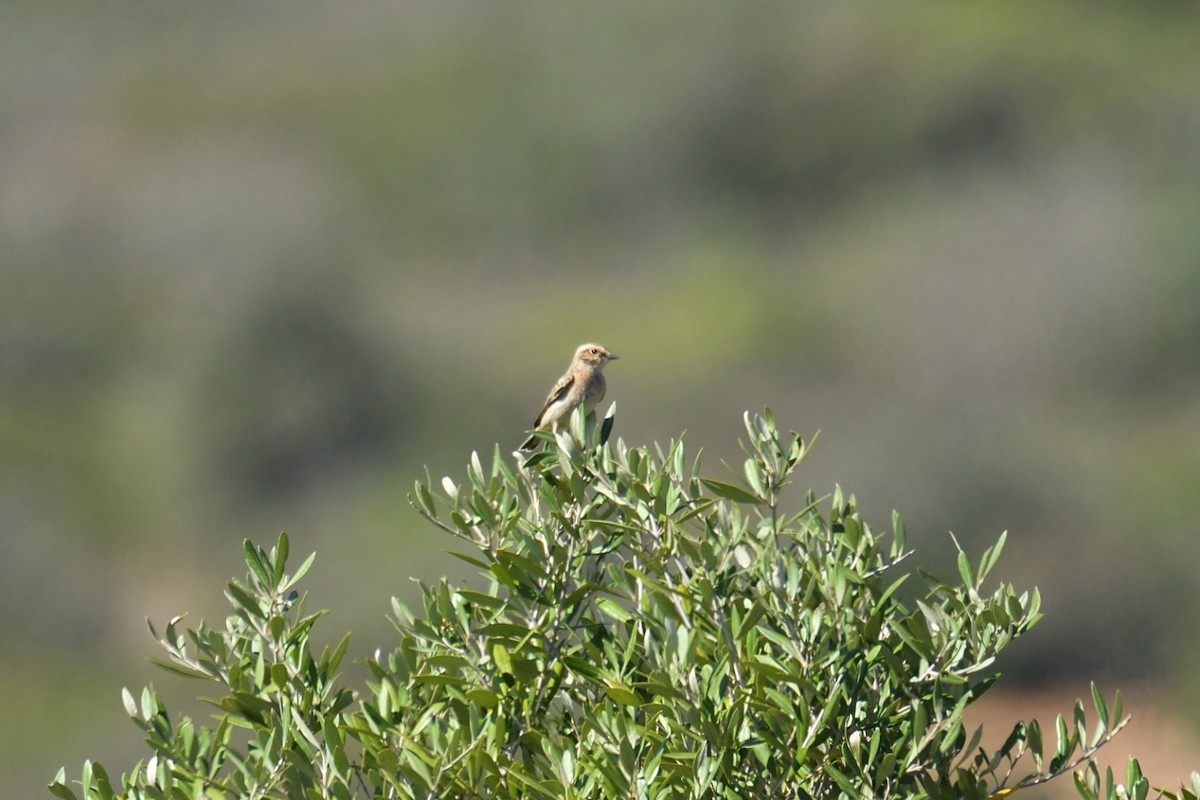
520,343,619,450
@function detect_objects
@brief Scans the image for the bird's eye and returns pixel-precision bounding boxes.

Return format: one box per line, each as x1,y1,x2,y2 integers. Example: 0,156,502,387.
590,348,598,354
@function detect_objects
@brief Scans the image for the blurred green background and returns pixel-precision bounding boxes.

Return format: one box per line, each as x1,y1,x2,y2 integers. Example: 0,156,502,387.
4,1,1200,796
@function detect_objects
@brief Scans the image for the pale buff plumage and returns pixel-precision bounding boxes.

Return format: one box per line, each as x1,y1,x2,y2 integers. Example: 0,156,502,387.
520,343,619,450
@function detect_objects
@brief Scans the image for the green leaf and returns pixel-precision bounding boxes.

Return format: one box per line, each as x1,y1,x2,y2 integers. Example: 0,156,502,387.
467,688,500,709
742,459,767,498
596,598,632,623
1028,718,1044,770
412,480,435,517
139,687,157,721
89,761,114,797
700,478,761,504
283,551,317,590
495,549,549,584
425,654,471,671
121,687,137,717
493,644,513,675
243,539,271,587
605,684,641,706
825,763,858,794
891,510,907,554
1126,757,1144,789
218,691,274,725
956,539,976,588
148,657,211,680
980,530,1007,581
225,581,264,619
448,551,493,571
1091,681,1109,732
324,632,352,673
48,770,79,800
1055,712,1071,759
478,622,532,638
271,663,289,688
273,531,290,586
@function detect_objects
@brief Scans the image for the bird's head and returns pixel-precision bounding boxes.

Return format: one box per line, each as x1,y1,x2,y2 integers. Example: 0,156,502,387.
575,343,619,367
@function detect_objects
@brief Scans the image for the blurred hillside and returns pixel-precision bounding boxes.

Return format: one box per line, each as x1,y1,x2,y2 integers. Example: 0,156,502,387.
4,1,1200,796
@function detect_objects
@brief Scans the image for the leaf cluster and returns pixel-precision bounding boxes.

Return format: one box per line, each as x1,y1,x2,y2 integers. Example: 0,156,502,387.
51,410,1194,799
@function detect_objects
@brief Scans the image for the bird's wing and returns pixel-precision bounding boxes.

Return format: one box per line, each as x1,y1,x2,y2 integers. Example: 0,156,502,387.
533,372,575,427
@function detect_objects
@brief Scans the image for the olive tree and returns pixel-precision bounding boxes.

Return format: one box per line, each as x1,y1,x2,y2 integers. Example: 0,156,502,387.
52,410,1195,799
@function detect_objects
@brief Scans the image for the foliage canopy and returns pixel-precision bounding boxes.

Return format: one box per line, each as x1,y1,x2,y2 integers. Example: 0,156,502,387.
53,410,1194,799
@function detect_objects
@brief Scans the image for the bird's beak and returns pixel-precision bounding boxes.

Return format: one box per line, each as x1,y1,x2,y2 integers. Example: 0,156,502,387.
606,352,620,360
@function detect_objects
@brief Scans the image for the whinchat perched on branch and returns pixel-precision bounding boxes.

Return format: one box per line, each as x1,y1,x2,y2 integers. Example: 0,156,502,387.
520,343,619,450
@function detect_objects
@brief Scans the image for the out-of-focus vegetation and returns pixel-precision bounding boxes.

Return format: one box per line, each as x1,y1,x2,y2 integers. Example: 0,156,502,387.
3,1,1200,796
